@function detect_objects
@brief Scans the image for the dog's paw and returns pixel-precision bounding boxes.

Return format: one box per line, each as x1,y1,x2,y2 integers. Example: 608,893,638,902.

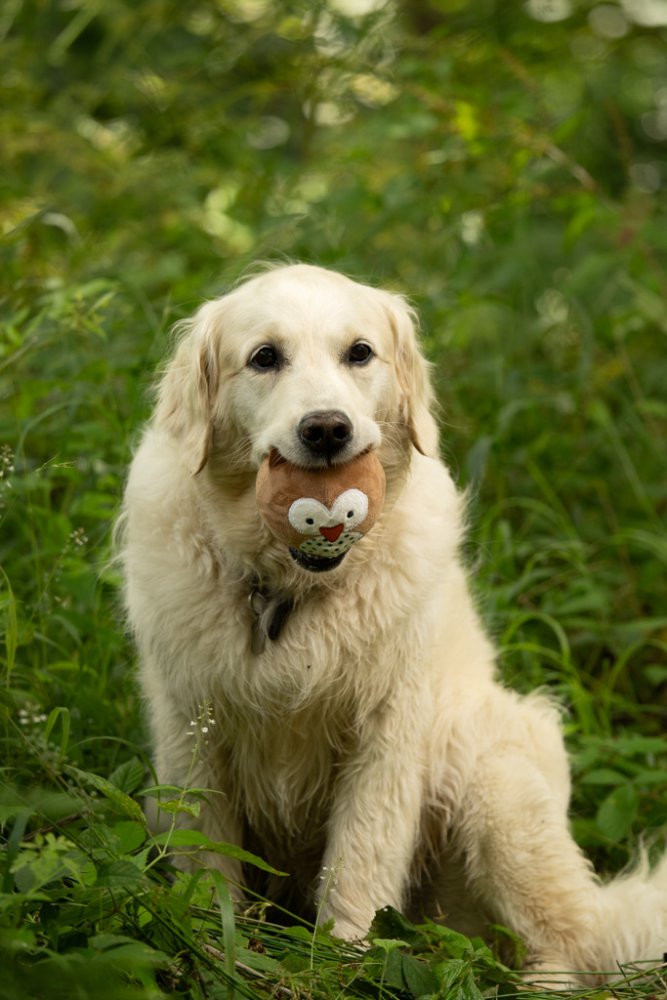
317,906,368,945
332,922,369,948
520,958,583,991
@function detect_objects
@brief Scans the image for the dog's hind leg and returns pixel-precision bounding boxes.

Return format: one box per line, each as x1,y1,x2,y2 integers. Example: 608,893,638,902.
439,685,667,984
438,687,604,983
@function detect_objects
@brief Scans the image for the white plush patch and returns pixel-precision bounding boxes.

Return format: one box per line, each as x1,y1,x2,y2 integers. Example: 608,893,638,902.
288,489,369,541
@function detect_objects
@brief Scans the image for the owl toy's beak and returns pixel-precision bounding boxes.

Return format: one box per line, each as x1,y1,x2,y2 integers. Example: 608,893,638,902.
320,524,344,543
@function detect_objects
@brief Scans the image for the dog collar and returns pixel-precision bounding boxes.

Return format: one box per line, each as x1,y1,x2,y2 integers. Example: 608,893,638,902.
249,585,294,655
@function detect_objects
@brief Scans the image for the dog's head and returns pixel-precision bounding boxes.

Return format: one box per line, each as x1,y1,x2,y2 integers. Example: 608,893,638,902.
155,264,439,481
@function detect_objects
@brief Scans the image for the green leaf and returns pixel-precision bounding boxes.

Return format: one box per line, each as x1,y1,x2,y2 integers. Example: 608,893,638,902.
401,952,439,998
236,943,281,976
108,758,146,795
111,821,147,854
210,869,237,989
580,768,627,785
94,859,145,888
371,937,411,951
422,923,478,959
632,768,667,786
42,706,70,760
0,927,37,952
89,932,140,949
148,829,286,874
156,798,201,817
0,567,18,679
434,959,466,991
381,946,406,990
644,665,667,686
89,934,168,966
611,736,667,757
596,784,639,842
67,766,145,823
370,905,420,945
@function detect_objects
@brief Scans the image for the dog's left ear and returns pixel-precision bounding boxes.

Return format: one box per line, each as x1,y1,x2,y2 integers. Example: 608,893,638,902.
155,302,220,475
382,292,440,458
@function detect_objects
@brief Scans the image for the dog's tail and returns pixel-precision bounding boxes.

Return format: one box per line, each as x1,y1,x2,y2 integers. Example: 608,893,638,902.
593,850,667,981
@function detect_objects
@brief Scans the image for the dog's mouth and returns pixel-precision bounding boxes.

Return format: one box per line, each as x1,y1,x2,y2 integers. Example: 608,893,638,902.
266,445,370,470
288,547,347,573
267,448,288,469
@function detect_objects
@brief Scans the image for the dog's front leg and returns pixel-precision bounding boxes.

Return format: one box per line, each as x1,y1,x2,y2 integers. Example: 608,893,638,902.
316,693,425,941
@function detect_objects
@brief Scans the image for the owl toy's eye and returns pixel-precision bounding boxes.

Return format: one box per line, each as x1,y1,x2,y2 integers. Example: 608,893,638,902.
345,341,373,366
288,498,329,534
248,345,282,371
331,489,369,530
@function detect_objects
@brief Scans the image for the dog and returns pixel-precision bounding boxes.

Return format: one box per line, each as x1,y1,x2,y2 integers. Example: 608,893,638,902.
120,263,667,983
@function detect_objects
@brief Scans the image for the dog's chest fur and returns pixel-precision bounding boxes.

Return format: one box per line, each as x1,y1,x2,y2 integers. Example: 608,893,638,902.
219,698,351,839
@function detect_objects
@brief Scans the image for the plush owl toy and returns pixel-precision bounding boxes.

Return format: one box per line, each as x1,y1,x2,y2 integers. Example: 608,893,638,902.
256,449,386,572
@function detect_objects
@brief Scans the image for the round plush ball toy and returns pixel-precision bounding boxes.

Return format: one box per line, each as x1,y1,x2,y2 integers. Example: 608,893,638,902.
256,450,386,572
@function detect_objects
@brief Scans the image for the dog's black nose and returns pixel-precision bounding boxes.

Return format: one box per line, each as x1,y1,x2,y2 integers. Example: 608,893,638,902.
298,410,353,459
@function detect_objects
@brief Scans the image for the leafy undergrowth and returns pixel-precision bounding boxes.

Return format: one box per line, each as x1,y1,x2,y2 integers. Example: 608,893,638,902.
1,282,666,997
3,1,667,996
2,757,666,1000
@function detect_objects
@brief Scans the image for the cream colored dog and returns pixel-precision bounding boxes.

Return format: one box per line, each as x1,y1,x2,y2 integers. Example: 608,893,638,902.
120,264,667,982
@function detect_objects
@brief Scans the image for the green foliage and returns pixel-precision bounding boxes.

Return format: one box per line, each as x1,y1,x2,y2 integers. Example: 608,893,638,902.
1,0,666,996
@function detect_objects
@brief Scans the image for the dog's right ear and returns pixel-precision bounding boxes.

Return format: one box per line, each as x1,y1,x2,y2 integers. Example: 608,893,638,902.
155,303,220,475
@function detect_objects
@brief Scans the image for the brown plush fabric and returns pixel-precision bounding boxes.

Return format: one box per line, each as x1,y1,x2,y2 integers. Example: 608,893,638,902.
256,449,386,556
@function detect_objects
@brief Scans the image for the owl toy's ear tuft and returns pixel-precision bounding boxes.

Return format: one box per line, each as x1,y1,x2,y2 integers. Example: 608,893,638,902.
256,450,385,571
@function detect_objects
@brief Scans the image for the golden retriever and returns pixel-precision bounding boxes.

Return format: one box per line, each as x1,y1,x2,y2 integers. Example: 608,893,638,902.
120,263,667,983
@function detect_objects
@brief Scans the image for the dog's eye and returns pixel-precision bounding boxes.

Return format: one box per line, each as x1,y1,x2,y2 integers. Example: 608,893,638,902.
346,341,373,366
249,345,281,371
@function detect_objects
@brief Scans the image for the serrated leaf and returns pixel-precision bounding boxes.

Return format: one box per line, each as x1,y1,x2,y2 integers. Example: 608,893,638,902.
402,952,439,998
108,757,146,794
111,821,146,854
371,937,411,951
382,946,406,989
424,923,476,959
460,967,485,1000
156,798,201,817
67,766,145,823
434,958,466,990
281,951,310,973
95,859,145,888
370,905,420,945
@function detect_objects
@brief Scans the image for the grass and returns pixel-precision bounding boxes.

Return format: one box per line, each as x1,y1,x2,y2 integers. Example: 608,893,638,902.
1,262,666,1000
1,2,667,994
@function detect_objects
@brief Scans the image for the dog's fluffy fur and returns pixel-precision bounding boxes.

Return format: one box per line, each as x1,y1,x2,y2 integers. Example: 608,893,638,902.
120,264,667,982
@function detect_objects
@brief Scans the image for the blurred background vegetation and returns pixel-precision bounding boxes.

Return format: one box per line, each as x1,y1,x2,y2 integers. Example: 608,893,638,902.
1,1,666,996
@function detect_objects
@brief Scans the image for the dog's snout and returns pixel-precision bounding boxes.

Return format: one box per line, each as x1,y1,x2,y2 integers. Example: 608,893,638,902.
298,410,353,459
